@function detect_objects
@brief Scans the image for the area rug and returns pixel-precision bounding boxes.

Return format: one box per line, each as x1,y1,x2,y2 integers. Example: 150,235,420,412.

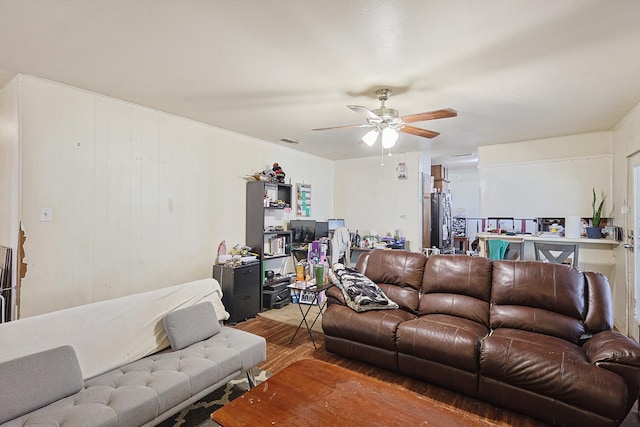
258,302,324,333
156,369,271,427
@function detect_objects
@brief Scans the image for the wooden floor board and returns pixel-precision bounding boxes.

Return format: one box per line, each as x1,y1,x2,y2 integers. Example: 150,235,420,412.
233,315,640,427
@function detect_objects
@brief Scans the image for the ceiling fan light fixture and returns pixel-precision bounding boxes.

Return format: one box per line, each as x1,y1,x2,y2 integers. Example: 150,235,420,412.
362,129,379,147
381,128,398,149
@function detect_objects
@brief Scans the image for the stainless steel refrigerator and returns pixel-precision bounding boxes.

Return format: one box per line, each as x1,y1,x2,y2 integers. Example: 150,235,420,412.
423,193,454,253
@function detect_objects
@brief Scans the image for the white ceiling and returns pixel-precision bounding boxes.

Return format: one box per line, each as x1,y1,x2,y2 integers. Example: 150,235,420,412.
1,0,640,166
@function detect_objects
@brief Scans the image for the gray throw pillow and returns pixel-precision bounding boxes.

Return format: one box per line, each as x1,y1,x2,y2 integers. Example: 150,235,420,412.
163,301,221,350
0,345,84,424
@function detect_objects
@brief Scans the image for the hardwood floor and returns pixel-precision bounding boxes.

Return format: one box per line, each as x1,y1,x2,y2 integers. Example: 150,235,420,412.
233,315,640,427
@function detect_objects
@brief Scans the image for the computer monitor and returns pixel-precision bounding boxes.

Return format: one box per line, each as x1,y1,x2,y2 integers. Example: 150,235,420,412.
289,220,316,246
315,221,329,240
328,218,345,231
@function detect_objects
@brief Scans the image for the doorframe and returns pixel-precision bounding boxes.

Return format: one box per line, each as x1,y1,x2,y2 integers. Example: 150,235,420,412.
626,152,640,340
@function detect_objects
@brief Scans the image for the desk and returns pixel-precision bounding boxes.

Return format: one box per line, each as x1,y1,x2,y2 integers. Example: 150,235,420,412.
291,247,308,262
349,247,371,264
476,233,620,279
287,281,333,349
350,242,411,264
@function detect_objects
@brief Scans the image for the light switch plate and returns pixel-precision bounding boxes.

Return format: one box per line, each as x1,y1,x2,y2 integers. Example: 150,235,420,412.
39,207,53,222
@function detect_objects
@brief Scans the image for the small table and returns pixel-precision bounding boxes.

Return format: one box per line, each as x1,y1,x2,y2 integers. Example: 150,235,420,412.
211,359,500,427
287,281,333,349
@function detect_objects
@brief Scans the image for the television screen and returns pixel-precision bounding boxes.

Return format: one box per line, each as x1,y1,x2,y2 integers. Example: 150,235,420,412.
289,220,316,246
328,218,345,231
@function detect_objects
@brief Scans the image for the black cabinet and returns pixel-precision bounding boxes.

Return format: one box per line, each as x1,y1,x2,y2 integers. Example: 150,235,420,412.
212,263,260,322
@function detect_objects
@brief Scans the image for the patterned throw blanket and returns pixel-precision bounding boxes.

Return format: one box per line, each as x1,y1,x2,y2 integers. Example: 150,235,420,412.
328,264,399,312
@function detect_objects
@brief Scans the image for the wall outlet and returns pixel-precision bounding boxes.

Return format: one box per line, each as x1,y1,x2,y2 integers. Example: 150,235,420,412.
39,207,53,222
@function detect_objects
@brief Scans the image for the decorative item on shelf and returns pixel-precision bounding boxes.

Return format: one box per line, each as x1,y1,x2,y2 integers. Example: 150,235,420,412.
396,153,407,180
272,163,285,183
296,183,311,217
564,216,582,239
586,188,606,239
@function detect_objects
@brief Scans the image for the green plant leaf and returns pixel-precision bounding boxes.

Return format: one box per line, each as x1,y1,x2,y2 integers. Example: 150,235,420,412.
592,188,606,227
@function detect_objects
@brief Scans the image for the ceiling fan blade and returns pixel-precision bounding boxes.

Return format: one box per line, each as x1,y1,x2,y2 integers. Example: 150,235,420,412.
348,105,381,121
401,108,457,123
400,125,440,139
312,123,374,131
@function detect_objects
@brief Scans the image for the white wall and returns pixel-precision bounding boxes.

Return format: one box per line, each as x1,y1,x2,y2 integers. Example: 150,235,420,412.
11,75,334,318
333,151,425,251
449,166,480,218
478,132,613,218
447,165,481,244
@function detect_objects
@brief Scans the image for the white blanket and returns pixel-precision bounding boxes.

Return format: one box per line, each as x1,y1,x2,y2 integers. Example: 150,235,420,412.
0,278,229,379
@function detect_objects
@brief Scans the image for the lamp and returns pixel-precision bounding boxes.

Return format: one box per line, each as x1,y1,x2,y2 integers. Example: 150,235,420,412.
361,126,399,149
381,128,398,149
362,129,378,147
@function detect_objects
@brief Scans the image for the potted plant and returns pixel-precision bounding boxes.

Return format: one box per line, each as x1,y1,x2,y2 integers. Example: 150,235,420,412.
586,188,606,239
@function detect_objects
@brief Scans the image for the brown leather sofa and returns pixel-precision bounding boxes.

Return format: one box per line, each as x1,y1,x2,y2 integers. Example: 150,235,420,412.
322,250,640,427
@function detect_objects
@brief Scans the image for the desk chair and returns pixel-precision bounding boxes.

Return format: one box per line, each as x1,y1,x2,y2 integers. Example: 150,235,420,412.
485,239,523,260
534,242,579,267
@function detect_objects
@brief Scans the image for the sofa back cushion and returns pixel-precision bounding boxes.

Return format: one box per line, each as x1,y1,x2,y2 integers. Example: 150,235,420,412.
163,301,221,350
419,255,493,327
0,345,84,424
490,260,585,343
357,250,426,313
583,271,614,333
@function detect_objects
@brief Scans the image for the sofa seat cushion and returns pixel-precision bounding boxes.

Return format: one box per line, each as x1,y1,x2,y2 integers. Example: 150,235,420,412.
322,304,415,350
396,314,489,373
480,328,628,420
0,395,121,427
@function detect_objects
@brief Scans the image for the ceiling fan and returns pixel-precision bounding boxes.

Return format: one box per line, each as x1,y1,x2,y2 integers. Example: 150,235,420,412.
312,88,457,149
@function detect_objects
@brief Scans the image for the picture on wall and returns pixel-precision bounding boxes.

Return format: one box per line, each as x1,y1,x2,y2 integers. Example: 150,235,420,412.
296,183,311,217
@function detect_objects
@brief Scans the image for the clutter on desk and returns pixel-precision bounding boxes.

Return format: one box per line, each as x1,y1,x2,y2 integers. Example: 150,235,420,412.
350,229,406,250
291,239,330,296
216,242,259,267
288,279,326,305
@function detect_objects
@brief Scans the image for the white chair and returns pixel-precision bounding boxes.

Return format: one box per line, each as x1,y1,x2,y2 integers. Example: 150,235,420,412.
422,247,441,257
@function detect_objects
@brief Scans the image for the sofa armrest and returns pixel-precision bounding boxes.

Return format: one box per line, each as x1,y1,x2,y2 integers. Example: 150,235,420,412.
0,345,84,424
583,329,640,411
583,329,640,366
325,285,345,306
